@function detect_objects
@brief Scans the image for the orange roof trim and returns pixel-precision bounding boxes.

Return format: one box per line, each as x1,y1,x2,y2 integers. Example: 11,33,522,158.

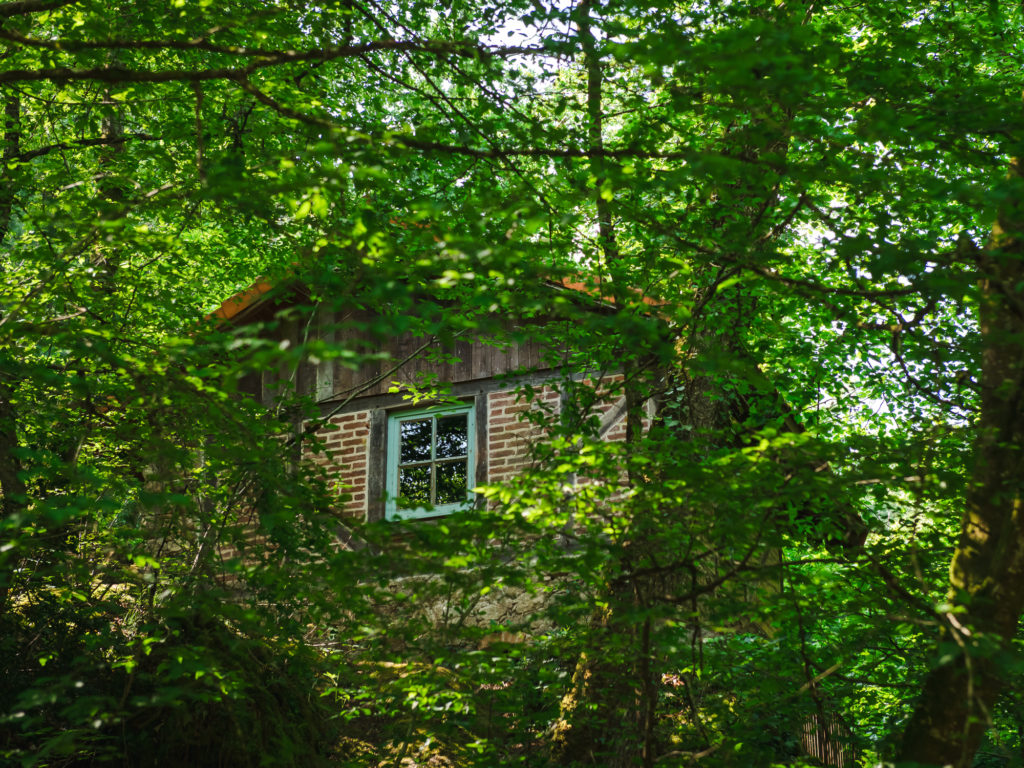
555,278,665,309
211,278,277,322
212,273,663,325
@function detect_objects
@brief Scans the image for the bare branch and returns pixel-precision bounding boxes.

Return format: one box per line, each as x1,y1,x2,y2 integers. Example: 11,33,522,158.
0,63,256,85
0,0,77,18
11,132,156,162
0,29,546,68
737,260,920,298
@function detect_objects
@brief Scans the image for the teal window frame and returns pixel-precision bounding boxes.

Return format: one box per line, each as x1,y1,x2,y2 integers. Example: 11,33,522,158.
385,403,476,521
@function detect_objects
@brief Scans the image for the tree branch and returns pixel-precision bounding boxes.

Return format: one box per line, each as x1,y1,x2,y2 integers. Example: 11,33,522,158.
0,0,77,17
10,132,156,162
0,29,546,65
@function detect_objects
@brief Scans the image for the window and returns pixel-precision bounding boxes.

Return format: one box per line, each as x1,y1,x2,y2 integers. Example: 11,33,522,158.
385,404,475,520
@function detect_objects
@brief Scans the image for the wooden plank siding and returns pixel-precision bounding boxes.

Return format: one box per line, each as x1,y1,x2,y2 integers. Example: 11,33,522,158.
329,335,551,401
243,304,559,407
801,710,857,767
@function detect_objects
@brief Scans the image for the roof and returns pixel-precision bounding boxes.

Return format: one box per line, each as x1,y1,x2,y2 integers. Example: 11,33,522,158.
211,273,663,327
211,278,278,322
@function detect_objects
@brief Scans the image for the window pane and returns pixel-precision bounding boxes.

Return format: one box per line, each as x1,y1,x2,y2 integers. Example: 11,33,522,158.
399,418,432,463
435,459,468,505
398,465,431,508
435,414,468,459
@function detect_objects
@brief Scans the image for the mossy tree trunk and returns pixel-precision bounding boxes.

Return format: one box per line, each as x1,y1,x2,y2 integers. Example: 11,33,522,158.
897,155,1024,767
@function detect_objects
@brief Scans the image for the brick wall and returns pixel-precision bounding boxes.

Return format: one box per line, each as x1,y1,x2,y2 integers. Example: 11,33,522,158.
305,378,636,520
486,385,561,486
308,410,371,517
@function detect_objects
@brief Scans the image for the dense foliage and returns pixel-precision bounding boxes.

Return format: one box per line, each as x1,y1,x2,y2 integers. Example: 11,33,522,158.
2,0,1024,766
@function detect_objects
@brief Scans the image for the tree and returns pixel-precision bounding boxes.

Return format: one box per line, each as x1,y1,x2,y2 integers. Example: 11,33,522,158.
2,0,1023,766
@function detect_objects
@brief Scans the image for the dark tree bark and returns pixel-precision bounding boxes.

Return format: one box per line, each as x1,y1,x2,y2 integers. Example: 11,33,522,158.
0,91,24,615
897,156,1024,767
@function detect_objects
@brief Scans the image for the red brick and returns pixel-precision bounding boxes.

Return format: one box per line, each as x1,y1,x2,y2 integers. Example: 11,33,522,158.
488,415,520,426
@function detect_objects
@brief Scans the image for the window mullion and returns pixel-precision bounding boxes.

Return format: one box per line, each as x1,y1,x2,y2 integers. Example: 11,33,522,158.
429,416,437,504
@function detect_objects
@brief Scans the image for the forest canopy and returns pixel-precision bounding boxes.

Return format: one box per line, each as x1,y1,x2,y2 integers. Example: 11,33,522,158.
2,0,1024,766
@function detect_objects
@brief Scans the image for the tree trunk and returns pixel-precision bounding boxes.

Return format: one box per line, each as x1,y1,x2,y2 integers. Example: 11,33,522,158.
0,91,24,615
897,156,1024,766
